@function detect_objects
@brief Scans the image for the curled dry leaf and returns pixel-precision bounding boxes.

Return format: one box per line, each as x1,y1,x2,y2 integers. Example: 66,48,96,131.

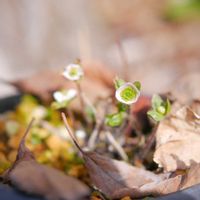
1,119,90,200
83,152,182,199
180,162,200,190
112,175,182,199
62,113,182,199
154,101,200,172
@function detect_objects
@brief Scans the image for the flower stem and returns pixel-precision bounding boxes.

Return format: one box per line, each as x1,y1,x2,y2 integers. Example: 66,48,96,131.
76,81,85,109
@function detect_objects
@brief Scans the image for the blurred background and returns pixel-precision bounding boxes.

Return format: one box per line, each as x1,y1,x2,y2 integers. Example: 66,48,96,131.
0,0,200,100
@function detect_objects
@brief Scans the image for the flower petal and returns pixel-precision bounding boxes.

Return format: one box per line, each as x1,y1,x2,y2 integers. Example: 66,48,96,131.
63,63,84,81
53,89,77,103
115,82,140,105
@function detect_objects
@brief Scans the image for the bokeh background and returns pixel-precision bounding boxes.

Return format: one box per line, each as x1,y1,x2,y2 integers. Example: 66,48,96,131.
0,0,200,100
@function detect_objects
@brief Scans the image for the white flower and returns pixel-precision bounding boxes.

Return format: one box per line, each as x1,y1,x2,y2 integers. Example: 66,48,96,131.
63,63,84,81
53,89,77,103
115,82,140,105
75,129,87,140
32,106,47,119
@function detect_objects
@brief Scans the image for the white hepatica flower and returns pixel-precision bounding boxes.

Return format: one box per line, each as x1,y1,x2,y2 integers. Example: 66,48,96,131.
32,106,47,119
53,89,77,103
115,82,140,105
75,129,87,140
63,63,84,81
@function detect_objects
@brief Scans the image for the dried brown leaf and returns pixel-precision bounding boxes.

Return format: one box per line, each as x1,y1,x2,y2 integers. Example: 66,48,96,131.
112,175,182,199
154,101,200,172
84,152,161,195
62,113,182,199
181,162,200,190
1,119,90,200
8,160,90,200
83,152,182,199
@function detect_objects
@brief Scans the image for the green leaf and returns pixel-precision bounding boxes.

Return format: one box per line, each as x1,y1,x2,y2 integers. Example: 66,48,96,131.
165,98,171,114
133,81,141,91
147,110,164,122
148,94,171,122
152,94,163,110
114,77,125,89
105,112,124,127
158,98,171,115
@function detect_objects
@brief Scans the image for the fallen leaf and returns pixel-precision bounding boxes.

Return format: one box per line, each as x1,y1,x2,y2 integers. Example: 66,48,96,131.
62,113,182,199
1,119,90,200
112,175,182,199
154,101,200,172
180,162,200,190
84,152,162,194
83,152,182,199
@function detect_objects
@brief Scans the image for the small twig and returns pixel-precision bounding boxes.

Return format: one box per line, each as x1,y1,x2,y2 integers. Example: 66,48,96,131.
20,118,35,147
140,123,159,161
82,93,96,119
88,118,104,150
66,108,75,128
75,81,96,125
105,131,128,161
13,118,35,168
88,98,112,149
61,112,84,154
